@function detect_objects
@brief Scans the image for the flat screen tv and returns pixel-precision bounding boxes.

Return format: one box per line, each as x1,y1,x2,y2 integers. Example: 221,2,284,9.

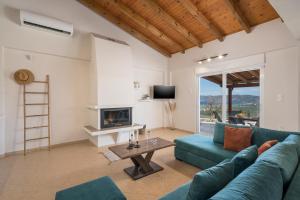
153,85,175,99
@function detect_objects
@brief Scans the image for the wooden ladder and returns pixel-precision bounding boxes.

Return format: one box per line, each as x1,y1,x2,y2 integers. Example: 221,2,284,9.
23,75,51,155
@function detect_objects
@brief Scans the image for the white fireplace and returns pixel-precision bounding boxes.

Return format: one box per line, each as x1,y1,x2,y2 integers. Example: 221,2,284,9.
83,34,142,147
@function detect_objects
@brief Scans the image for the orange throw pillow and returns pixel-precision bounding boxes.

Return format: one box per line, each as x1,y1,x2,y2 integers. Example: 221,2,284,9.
258,140,278,155
224,126,252,152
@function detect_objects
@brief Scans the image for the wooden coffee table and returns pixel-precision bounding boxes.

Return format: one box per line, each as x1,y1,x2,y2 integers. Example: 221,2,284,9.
109,137,174,180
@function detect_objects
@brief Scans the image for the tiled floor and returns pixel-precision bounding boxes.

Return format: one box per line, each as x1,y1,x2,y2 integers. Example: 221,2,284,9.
0,128,199,200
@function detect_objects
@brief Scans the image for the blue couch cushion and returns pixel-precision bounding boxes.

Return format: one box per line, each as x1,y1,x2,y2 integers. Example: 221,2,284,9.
209,161,283,200
284,164,300,200
187,160,234,200
284,134,300,155
175,134,236,163
257,142,298,185
55,176,126,200
252,127,292,146
159,182,191,200
175,147,217,169
231,145,258,176
213,122,249,144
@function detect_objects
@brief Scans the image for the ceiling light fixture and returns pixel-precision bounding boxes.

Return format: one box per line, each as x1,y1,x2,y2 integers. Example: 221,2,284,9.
196,53,228,64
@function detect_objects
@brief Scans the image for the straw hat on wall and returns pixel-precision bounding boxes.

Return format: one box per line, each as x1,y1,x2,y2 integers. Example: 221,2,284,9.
14,69,35,85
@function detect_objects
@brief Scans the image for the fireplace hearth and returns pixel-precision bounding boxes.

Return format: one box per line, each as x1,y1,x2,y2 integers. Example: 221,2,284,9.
100,107,132,129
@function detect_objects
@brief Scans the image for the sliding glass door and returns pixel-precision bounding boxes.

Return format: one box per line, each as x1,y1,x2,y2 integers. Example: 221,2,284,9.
199,69,260,135
199,74,223,135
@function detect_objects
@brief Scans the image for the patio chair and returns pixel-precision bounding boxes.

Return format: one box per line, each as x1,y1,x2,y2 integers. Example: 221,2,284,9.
212,111,222,122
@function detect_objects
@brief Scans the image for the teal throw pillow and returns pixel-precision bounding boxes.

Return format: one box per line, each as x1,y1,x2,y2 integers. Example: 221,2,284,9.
231,145,258,176
186,160,234,200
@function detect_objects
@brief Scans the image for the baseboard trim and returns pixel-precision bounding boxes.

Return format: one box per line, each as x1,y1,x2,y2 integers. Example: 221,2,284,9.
1,139,89,158
0,127,192,158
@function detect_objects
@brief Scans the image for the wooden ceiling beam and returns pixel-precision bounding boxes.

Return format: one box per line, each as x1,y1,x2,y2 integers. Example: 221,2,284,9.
177,0,224,41
229,82,259,88
226,77,234,84
78,0,171,57
248,70,259,78
140,0,202,47
231,73,248,83
223,0,251,33
102,0,185,53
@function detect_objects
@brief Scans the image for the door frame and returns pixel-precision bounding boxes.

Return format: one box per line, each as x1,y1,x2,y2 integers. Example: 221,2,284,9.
196,65,265,132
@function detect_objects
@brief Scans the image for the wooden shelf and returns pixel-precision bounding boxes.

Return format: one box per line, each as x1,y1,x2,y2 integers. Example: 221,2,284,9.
25,92,48,94
26,136,49,141
25,103,49,106
25,125,48,130
25,114,48,118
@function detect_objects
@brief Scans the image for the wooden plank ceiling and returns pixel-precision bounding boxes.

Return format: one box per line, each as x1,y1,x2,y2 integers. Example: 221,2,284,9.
203,69,260,88
78,0,279,57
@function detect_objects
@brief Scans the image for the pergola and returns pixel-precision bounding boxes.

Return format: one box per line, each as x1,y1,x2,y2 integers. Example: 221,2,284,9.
203,69,260,115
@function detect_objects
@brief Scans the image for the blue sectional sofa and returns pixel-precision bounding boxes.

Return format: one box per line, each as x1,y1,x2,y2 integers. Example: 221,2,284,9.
160,122,300,200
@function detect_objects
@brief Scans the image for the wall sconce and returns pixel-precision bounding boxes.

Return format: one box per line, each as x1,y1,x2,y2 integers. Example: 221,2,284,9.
197,53,228,64
133,81,140,89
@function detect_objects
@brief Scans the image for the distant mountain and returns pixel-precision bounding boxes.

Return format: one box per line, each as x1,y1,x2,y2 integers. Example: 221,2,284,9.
200,95,259,105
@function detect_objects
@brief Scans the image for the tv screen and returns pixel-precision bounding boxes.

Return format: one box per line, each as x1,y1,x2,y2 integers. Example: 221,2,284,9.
153,85,175,99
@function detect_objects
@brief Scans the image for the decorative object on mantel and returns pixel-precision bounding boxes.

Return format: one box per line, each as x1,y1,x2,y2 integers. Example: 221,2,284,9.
141,94,151,100
14,69,35,85
133,81,140,89
196,53,228,64
166,101,176,130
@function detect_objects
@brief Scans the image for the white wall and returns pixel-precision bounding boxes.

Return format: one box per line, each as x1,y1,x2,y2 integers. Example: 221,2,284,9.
0,0,168,154
171,68,197,132
0,0,168,68
133,67,167,129
269,0,300,40
4,48,89,153
264,47,299,131
299,42,300,130
0,47,5,155
169,19,300,132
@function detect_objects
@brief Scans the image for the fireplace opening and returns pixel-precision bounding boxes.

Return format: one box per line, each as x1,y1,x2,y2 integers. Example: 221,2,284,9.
100,107,132,129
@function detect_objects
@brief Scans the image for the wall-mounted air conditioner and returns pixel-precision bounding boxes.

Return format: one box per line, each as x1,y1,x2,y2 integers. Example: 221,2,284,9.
20,10,73,36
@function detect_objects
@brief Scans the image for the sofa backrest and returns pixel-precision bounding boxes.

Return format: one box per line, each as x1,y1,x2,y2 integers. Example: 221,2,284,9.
251,127,299,146
213,122,300,147
209,160,283,200
213,122,248,144
257,142,299,185
284,134,300,155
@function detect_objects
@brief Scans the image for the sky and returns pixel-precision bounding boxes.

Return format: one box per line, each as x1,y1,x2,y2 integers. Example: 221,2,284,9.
200,78,260,96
